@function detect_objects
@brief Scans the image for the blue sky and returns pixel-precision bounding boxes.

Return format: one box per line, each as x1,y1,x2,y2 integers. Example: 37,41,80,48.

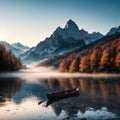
0,0,120,47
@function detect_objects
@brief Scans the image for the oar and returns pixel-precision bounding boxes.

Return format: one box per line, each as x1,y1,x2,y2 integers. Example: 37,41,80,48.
38,100,45,105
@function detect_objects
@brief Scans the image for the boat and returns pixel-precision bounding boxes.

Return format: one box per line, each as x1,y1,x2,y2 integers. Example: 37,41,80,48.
47,87,79,100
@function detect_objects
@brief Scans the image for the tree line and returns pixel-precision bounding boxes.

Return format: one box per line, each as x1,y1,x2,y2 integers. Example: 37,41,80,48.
58,37,120,73
0,45,24,72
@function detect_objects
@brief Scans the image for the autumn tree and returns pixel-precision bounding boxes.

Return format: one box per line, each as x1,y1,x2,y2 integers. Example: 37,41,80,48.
108,47,116,71
0,45,23,72
79,56,90,73
90,48,102,72
58,59,68,72
69,57,80,72
99,48,110,72
115,45,120,72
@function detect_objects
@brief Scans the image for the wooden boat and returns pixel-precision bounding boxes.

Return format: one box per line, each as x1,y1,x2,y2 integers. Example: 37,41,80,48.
47,87,79,100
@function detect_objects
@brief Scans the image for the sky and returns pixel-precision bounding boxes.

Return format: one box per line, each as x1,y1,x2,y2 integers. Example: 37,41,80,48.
0,0,120,47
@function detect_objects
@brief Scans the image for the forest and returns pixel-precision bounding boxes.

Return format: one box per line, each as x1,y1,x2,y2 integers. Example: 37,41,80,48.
39,32,120,73
0,45,24,72
59,36,120,73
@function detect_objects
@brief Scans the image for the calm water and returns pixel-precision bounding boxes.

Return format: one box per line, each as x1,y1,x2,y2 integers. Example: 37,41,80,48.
0,70,120,120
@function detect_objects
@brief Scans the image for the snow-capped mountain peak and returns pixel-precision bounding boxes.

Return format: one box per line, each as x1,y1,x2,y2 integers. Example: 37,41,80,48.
12,42,29,50
92,32,103,38
64,19,79,31
107,25,120,36
53,19,80,40
12,42,23,48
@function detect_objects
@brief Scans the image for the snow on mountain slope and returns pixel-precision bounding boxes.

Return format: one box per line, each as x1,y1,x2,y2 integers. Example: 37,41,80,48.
107,25,120,36
12,42,29,50
21,19,103,63
0,41,30,57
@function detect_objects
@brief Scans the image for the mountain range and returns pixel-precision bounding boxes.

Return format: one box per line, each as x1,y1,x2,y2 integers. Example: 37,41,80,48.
0,20,120,65
0,41,30,57
20,20,104,63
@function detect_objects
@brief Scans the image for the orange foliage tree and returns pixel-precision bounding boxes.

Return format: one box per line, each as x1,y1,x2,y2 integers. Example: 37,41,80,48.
69,58,80,72
99,49,110,72
90,48,102,72
0,45,23,72
115,45,120,72
79,56,90,73
58,59,68,72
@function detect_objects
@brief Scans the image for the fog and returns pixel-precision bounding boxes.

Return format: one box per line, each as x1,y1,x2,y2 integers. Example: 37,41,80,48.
0,66,120,79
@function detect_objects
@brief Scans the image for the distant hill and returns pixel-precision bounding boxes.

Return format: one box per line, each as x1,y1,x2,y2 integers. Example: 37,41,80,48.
38,32,120,73
0,45,24,72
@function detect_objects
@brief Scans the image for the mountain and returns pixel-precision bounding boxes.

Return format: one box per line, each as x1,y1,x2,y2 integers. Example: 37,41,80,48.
38,32,120,73
107,25,120,36
21,19,103,63
19,47,35,62
0,41,30,57
12,42,29,50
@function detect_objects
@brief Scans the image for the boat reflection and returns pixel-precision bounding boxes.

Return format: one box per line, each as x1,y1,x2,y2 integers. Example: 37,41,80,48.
46,91,79,107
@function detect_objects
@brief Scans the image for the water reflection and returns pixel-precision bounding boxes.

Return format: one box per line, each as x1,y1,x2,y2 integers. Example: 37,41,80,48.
0,77,50,105
0,76,120,119
39,77,120,116
0,77,22,105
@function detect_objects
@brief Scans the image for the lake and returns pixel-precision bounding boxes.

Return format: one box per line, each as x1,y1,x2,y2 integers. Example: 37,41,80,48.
0,69,120,120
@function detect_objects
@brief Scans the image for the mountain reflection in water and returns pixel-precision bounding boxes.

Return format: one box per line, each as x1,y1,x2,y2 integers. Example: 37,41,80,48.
0,76,120,120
